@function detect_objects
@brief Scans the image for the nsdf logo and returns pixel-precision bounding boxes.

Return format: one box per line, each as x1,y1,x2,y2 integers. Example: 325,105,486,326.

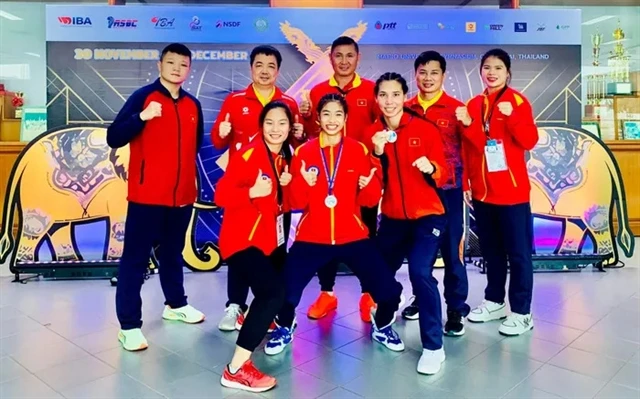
58,16,92,26
216,20,240,28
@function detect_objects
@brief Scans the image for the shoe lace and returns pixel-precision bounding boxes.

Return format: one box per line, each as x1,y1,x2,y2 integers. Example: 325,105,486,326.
225,305,242,319
382,325,400,341
270,326,289,342
242,361,264,380
447,310,463,322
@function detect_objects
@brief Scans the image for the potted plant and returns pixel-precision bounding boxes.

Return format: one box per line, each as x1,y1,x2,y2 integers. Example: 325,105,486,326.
12,92,24,118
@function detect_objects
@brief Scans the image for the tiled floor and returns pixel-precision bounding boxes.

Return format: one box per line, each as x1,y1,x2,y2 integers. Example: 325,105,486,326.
1,244,639,399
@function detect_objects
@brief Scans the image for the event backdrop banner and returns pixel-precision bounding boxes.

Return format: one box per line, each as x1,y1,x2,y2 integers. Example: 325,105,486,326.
2,5,632,273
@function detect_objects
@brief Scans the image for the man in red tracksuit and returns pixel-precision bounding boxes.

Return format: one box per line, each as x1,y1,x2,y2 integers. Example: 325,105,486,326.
107,43,205,352
211,45,303,332
402,51,470,337
300,36,379,323
212,45,303,155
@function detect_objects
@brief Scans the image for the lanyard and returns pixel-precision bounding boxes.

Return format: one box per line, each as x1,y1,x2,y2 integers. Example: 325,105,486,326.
263,139,284,206
481,85,508,138
319,140,344,195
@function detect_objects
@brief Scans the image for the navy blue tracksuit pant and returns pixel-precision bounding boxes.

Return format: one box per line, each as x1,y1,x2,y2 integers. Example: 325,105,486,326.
276,239,403,329
377,214,447,351
116,202,192,330
473,200,534,315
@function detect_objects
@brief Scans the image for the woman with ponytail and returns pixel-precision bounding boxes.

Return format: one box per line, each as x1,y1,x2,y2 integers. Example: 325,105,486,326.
364,72,449,375
456,48,538,337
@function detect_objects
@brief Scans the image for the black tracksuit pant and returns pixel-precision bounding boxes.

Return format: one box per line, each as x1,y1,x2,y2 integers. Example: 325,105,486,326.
225,246,286,352
116,202,192,330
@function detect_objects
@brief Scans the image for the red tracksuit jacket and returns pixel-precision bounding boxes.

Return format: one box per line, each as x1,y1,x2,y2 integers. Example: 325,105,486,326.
211,84,302,155
462,86,538,205
215,140,290,259
107,78,204,207
289,135,382,245
363,111,449,220
406,91,465,190
303,75,377,143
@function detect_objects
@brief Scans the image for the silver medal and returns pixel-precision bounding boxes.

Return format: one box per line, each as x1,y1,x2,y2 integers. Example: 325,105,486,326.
387,130,398,143
324,195,338,208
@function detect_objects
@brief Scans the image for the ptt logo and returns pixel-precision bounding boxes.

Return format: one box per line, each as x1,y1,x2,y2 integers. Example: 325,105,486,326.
58,16,92,26
216,21,240,28
488,24,504,31
107,17,137,29
151,16,175,29
375,21,397,30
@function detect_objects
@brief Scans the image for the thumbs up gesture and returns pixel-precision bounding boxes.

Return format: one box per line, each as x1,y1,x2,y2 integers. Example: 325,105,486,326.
299,90,312,116
219,113,232,139
279,165,293,187
358,167,377,189
249,169,272,199
300,160,317,187
293,114,304,140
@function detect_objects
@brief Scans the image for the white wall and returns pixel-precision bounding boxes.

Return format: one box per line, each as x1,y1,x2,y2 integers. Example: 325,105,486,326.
0,2,47,107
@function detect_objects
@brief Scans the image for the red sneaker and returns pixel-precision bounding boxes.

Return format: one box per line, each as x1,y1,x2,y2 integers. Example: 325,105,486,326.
235,312,246,331
359,293,376,323
220,360,276,393
307,292,338,319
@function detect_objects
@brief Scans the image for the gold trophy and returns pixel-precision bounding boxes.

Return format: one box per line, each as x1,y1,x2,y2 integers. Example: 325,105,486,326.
608,20,630,83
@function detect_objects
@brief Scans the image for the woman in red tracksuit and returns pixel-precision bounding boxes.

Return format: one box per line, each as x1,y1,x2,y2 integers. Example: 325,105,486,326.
214,100,294,393
264,93,404,356
363,72,449,376
456,48,538,337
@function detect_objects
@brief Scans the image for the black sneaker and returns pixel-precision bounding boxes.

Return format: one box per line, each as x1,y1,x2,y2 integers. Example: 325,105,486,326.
444,310,465,336
401,296,419,320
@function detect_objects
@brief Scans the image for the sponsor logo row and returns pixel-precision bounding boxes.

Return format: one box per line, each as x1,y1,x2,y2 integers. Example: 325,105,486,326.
57,16,269,32
58,16,569,34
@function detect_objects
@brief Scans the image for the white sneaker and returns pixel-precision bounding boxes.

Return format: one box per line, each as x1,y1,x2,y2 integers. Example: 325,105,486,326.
498,313,533,336
467,300,507,323
417,347,446,375
162,304,205,324
219,304,242,331
118,328,148,352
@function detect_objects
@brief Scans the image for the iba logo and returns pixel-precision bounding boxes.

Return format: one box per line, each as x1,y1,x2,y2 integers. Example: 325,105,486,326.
216,21,241,28
58,16,92,26
375,21,397,30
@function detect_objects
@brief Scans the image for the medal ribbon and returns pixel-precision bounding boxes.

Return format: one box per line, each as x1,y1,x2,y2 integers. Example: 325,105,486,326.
319,140,344,196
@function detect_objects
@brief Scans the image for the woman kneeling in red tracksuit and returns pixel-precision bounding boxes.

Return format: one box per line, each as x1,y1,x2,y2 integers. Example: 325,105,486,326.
457,48,538,336
364,72,449,376
264,94,404,356
215,101,294,393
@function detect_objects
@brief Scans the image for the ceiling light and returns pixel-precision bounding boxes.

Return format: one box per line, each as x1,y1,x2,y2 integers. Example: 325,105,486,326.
0,10,22,21
582,16,615,26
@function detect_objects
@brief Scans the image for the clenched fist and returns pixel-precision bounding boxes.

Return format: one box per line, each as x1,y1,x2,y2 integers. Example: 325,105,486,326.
412,156,434,174
219,113,232,139
497,102,513,117
372,131,388,155
140,101,162,121
455,106,472,127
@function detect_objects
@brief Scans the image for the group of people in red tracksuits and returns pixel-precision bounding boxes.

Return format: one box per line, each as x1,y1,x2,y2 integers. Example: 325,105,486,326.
107,36,539,393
